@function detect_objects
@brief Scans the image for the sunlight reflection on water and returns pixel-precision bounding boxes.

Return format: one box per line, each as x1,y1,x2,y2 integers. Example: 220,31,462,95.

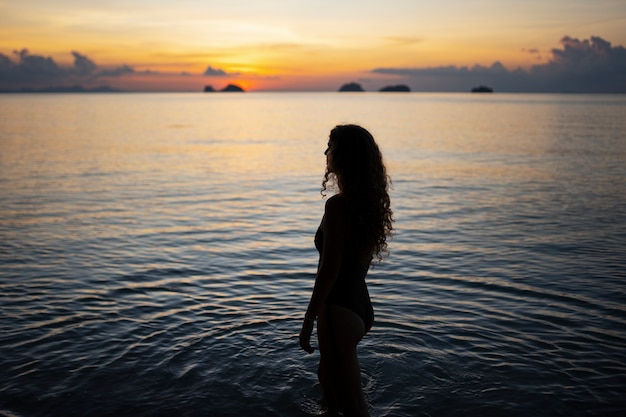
1,93,626,416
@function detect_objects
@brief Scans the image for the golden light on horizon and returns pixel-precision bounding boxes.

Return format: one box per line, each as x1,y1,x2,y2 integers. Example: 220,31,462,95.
1,0,625,92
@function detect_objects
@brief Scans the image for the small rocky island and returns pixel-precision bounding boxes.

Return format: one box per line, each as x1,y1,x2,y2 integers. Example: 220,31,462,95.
204,84,245,92
337,82,412,92
379,84,411,92
338,82,364,92
471,85,493,93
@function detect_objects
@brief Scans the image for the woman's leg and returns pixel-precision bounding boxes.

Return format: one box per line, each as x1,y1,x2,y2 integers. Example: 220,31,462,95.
317,305,339,413
318,305,369,417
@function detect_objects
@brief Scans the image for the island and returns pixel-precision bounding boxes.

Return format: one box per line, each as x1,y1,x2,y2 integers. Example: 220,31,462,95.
221,84,245,92
379,84,411,92
471,85,493,93
203,84,245,92
338,82,364,92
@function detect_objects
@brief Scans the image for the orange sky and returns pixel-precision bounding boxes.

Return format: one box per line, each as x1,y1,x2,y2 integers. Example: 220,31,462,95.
1,0,625,91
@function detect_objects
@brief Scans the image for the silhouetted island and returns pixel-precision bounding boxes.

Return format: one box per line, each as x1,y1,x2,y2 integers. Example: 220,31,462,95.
203,84,245,92
338,82,364,92
379,84,411,92
471,85,493,93
221,84,245,92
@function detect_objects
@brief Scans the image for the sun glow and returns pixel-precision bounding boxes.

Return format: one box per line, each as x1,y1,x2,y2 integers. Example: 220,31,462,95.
1,0,625,92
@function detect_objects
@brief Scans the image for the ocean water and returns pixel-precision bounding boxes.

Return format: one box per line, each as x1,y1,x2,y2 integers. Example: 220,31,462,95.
1,92,625,417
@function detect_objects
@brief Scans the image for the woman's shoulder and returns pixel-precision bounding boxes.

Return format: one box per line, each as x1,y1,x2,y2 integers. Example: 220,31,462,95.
325,194,346,210
324,194,347,220
323,194,348,233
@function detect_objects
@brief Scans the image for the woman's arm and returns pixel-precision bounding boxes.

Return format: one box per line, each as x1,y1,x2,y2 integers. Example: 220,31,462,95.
299,196,345,353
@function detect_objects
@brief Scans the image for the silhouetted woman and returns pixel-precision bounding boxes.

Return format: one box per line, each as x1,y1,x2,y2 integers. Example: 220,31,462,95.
299,124,393,417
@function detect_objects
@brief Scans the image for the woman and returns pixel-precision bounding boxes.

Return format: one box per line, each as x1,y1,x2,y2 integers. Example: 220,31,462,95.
299,124,393,417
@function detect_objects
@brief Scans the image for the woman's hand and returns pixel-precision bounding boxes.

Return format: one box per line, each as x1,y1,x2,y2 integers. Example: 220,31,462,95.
299,318,315,354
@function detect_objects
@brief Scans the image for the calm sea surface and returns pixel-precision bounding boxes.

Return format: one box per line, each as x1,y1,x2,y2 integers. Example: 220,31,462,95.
1,92,625,417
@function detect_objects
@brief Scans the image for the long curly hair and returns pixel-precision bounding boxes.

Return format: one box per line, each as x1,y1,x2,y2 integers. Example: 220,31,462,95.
321,124,393,263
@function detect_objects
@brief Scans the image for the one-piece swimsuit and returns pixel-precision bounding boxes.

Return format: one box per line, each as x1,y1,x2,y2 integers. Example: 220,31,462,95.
314,205,374,331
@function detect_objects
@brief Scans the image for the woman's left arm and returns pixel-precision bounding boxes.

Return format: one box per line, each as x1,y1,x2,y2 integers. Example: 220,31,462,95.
299,196,345,353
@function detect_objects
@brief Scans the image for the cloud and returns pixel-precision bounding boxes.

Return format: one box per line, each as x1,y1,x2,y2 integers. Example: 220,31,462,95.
72,51,97,75
1,49,63,82
372,61,527,92
203,65,238,77
372,36,626,93
385,36,424,47
0,49,137,88
97,65,135,77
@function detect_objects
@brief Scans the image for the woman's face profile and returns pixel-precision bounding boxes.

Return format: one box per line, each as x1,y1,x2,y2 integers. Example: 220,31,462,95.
325,140,333,170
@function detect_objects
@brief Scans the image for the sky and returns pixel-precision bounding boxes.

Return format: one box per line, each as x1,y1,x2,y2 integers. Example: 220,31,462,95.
1,0,625,92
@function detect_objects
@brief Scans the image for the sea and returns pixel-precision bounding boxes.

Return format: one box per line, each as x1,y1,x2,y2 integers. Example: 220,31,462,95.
1,92,625,417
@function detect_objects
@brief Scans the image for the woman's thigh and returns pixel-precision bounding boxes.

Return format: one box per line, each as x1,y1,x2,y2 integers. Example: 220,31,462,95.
318,304,366,355
329,304,367,348
323,304,370,414
317,305,334,361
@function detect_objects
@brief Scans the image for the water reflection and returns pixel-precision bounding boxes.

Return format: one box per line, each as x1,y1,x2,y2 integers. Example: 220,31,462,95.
1,93,625,416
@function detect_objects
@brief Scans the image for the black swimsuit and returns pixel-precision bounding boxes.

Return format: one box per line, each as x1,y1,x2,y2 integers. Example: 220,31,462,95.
315,208,374,331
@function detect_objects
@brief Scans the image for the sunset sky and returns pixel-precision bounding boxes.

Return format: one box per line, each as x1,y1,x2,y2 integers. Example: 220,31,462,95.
1,0,625,92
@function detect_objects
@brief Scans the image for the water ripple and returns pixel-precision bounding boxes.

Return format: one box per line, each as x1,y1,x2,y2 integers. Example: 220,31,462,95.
2,93,626,416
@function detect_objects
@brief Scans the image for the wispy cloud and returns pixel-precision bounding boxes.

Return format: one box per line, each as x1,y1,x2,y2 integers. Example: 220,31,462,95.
372,36,626,93
384,36,424,47
203,65,239,77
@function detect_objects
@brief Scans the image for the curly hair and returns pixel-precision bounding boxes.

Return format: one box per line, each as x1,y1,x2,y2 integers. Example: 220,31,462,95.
321,124,394,263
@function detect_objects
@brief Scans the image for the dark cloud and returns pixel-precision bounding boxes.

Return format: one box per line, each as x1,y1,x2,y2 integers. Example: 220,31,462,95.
1,49,63,82
72,51,97,75
372,36,626,93
97,65,135,77
0,49,137,89
203,65,238,77
372,61,526,92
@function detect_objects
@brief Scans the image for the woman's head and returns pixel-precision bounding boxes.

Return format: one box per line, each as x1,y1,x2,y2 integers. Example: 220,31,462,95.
322,124,393,262
324,124,382,194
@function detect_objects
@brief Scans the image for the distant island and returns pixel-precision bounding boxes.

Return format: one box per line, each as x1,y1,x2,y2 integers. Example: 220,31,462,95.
204,83,245,92
471,85,493,93
379,84,411,92
337,82,413,92
338,82,364,92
